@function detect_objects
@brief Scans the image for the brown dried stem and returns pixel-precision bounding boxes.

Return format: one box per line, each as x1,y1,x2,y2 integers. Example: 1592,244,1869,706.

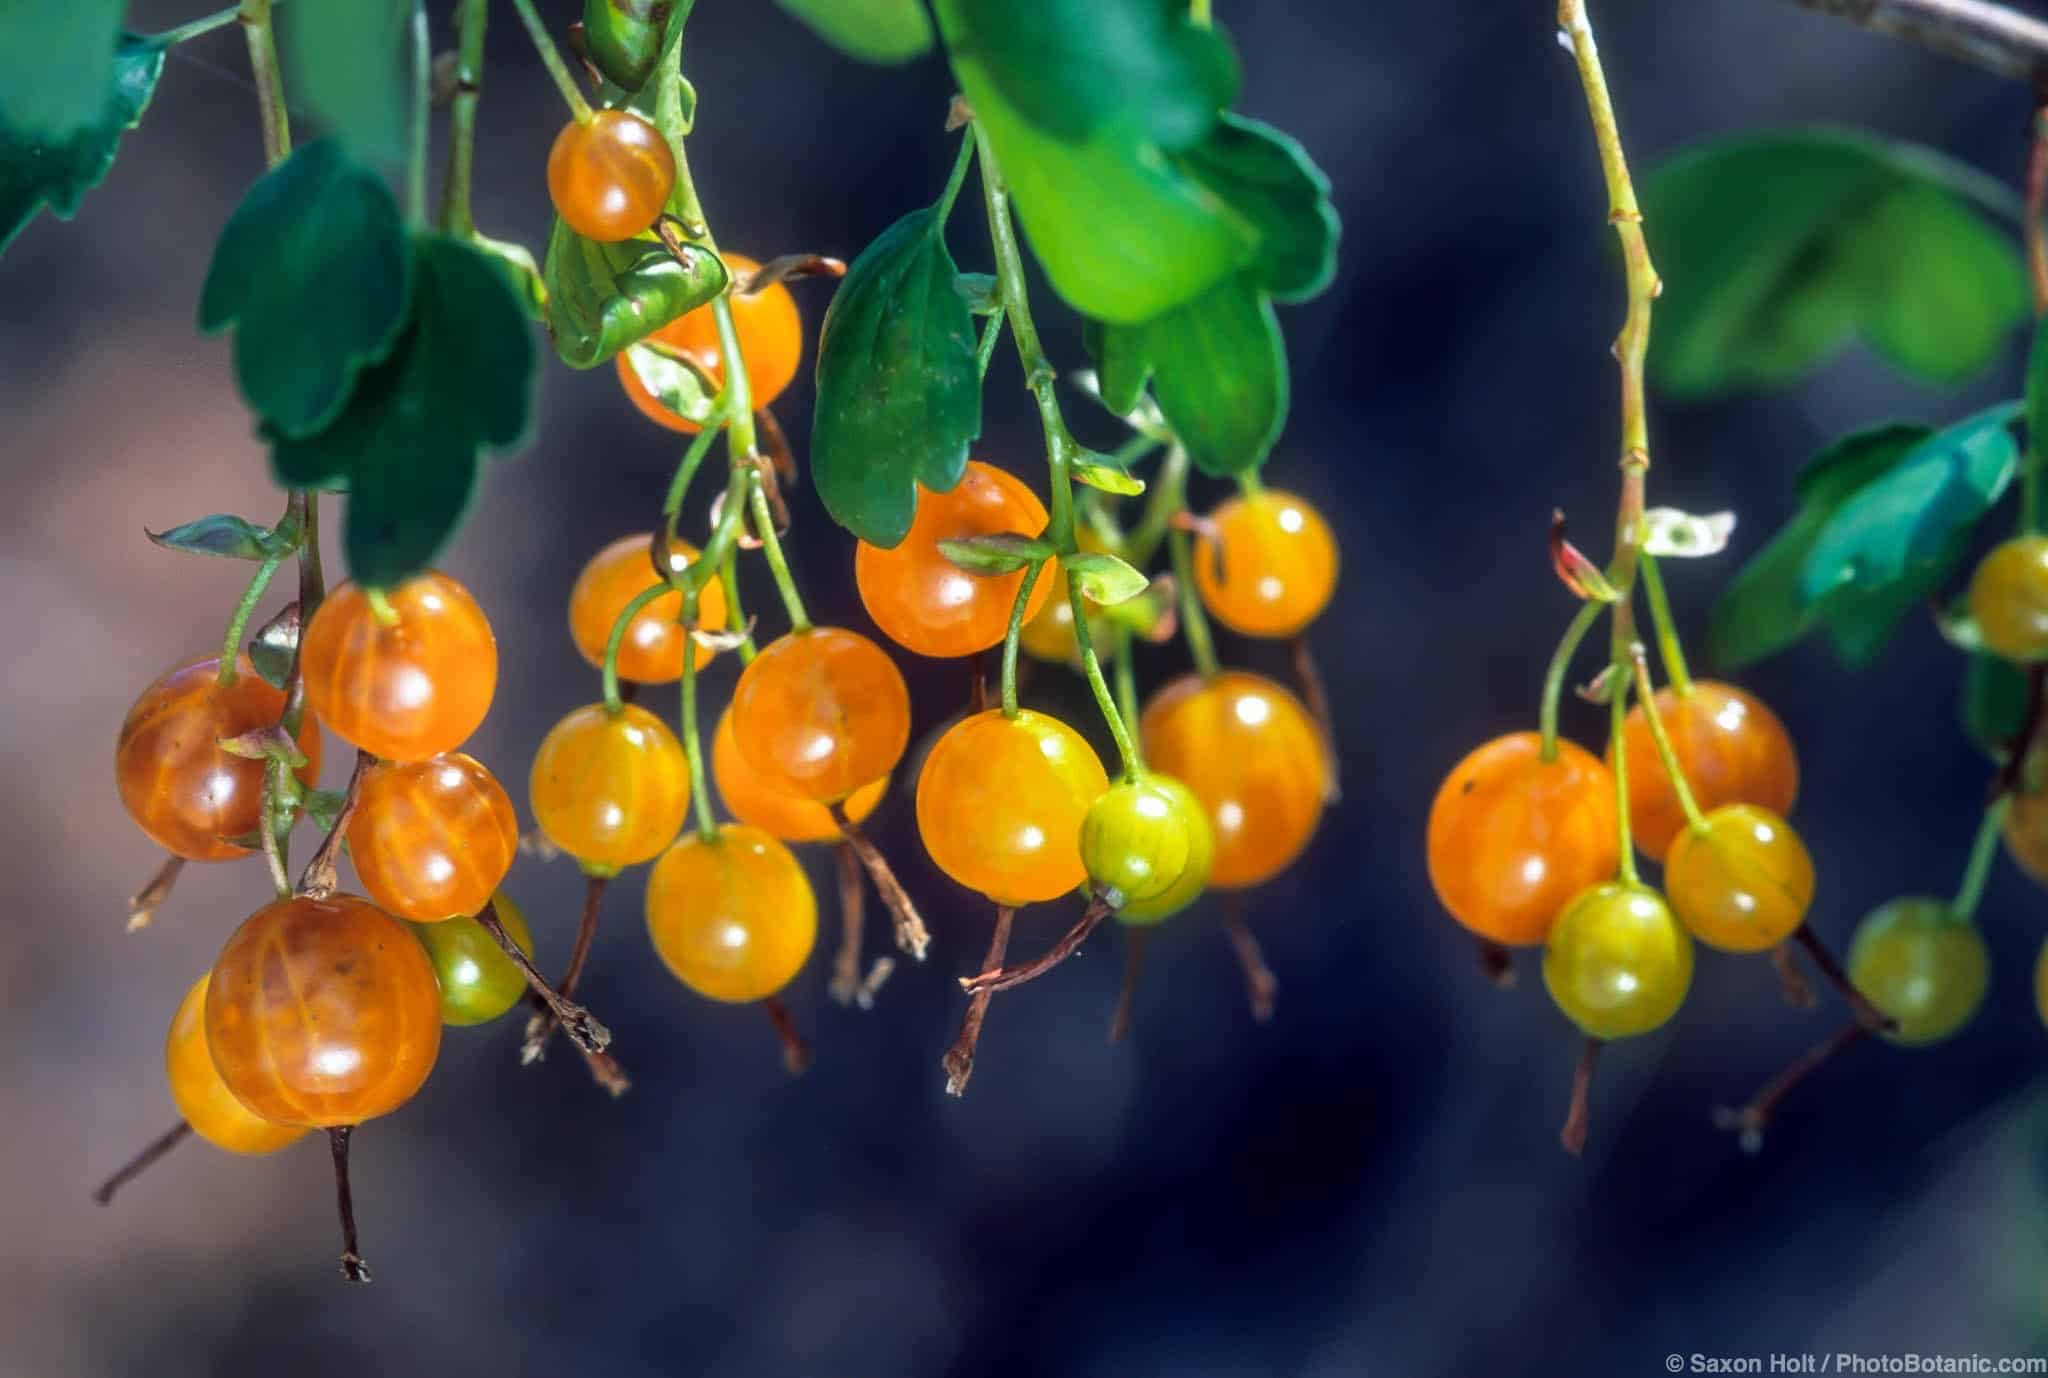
329,1126,370,1283
1289,634,1341,803
830,802,930,961
829,841,868,1006
1222,904,1277,1023
1475,936,1516,989
296,749,374,899
943,905,1016,1097
763,996,810,1076
472,887,610,1061
126,855,186,933
92,1120,193,1205
1108,926,1149,1044
1560,1036,1603,1157
961,897,1113,995
1713,1020,1868,1153
1791,924,1897,1034
1770,941,1818,1009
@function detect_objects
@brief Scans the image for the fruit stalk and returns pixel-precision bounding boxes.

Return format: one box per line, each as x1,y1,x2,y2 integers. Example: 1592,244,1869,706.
1782,0,2048,84
238,0,292,168
507,0,593,121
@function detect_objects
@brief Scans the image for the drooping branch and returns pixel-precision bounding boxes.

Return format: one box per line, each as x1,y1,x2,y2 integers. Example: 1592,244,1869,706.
1782,0,2048,85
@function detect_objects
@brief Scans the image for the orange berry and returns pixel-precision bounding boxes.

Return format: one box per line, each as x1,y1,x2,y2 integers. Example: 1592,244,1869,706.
1194,489,1338,638
301,573,498,764
546,109,674,243
646,824,817,1002
728,627,910,804
711,708,884,845
916,708,1109,906
166,975,305,1155
615,252,803,431
529,702,691,871
1610,680,1797,863
567,533,726,684
347,753,519,922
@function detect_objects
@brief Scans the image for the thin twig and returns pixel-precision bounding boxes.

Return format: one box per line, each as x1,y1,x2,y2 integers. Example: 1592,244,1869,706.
830,802,930,961
763,996,810,1076
1781,0,2048,85
92,1121,193,1205
1108,927,1150,1044
1771,941,1818,1009
1222,901,1277,1022
1713,1021,1867,1153
1289,634,1341,803
1560,1036,1603,1157
829,842,867,1007
329,1126,370,1283
522,875,611,1062
961,898,1112,994
857,957,895,1007
462,896,610,1059
944,905,1015,1097
1791,924,1897,1034
125,855,186,933
297,750,373,898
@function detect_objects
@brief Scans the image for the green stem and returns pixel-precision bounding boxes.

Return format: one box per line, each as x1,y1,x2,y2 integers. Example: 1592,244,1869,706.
601,583,669,715
1636,552,1693,695
439,0,487,235
1113,624,1140,738
1235,469,1264,498
407,0,430,223
153,4,244,46
280,490,325,739
1069,583,1141,779
719,547,756,664
1629,646,1707,832
1168,527,1221,679
999,561,1047,718
1951,795,2010,923
238,0,292,167
1609,662,1638,884
935,130,977,223
1538,601,1604,762
748,475,810,632
217,554,286,685
975,307,1007,381
507,0,593,121
680,588,717,841
1191,0,1212,25
662,408,726,539
1126,442,1187,570
708,295,760,474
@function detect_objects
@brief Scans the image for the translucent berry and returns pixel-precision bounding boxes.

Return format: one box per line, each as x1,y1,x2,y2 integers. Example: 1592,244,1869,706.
1080,772,1213,907
410,893,533,1027
1968,535,2048,662
916,708,1109,906
347,753,518,922
616,252,803,430
116,654,323,861
546,109,674,243
567,534,726,684
710,708,884,845
166,975,305,1154
1542,882,1693,1040
1847,896,1989,1046
1193,489,1338,638
301,572,498,763
1662,804,1814,954
529,702,690,871
1611,680,1797,862
646,824,817,1002
729,627,910,804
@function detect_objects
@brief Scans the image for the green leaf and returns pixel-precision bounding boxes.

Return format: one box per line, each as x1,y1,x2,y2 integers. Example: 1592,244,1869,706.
471,232,548,319
939,533,1057,575
285,0,410,161
776,0,933,63
542,218,728,368
1110,273,1288,477
955,272,1000,315
621,340,719,426
248,604,300,690
271,235,535,588
301,788,352,833
938,1,1251,323
1177,113,1339,303
1072,454,1146,496
1708,424,1930,669
147,513,300,562
198,139,414,437
1643,129,2026,398
1065,551,1150,606
584,0,679,90
0,32,164,256
1800,402,2020,603
811,207,981,547
0,0,122,141
217,724,310,771
1964,653,2032,759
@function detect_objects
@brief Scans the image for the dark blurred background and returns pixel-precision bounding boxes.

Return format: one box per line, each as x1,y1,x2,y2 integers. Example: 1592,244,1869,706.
8,2,2048,1373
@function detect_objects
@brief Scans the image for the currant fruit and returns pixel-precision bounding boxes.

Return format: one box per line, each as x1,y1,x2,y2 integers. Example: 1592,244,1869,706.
1116,848,1210,926
546,109,674,243
1193,489,1338,638
854,461,1056,659
616,252,803,431
205,894,443,1127
710,708,884,845
645,824,818,1002
301,572,498,763
1542,882,1693,1040
410,893,533,1027
1080,772,1213,907
916,709,1109,906
347,753,518,922
529,702,691,871
1141,671,1326,890
728,627,910,803
568,533,726,684
166,975,305,1154
116,654,323,861
1662,804,1814,954
1846,896,1989,1046
1427,733,1618,947
1610,680,1797,863
1968,535,2048,662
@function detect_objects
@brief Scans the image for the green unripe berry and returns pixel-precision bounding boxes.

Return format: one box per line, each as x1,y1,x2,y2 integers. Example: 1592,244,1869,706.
1542,881,1693,1040
1080,773,1213,911
1846,896,1989,1046
410,892,534,1027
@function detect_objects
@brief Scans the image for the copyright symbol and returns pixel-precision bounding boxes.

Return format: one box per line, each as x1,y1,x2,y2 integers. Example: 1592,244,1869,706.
1666,1357,1685,1373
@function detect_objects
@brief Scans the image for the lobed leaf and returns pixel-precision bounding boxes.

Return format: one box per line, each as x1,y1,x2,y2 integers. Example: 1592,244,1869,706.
0,0,123,142
1104,273,1289,477
0,33,165,256
1177,113,1339,303
285,0,411,162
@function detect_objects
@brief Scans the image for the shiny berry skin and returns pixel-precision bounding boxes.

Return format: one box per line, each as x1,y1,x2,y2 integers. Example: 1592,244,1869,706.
1116,848,1209,927
166,975,305,1155
616,253,803,432
567,534,726,684
1662,804,1814,954
116,655,323,862
205,895,443,1128
529,702,690,871
302,573,498,764
546,109,674,243
346,753,518,922
1193,489,1338,638
1142,671,1326,890
2003,777,2048,886
855,461,1056,659
729,627,911,804
1080,772,1213,907
1968,536,2048,662
410,892,533,1027
710,708,884,845
1847,896,1990,1046
1610,680,1797,863
646,824,817,1002
1427,733,1618,947
916,709,1109,906
1542,882,1694,1040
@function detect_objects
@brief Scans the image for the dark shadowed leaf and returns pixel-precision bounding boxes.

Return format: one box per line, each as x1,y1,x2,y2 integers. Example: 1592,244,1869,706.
1107,274,1288,477
1178,113,1338,303
0,32,164,256
1963,653,2032,760
0,0,123,141
286,0,411,161
148,512,300,562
